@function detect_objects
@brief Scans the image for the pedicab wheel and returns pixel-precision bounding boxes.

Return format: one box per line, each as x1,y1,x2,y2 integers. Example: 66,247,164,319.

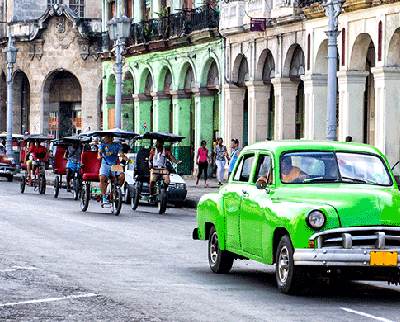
20,176,26,194
39,174,46,194
6,175,13,182
124,183,131,204
112,186,122,216
81,184,90,212
157,187,167,214
131,182,141,211
54,176,60,198
73,177,80,201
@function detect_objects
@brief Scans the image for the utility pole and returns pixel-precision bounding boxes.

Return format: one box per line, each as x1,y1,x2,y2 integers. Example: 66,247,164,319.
2,27,18,156
323,0,345,141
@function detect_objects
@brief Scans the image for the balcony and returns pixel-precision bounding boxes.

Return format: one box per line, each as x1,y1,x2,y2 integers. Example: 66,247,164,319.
127,4,219,54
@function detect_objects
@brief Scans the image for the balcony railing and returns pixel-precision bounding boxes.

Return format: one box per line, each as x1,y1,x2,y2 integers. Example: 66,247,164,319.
130,4,219,45
297,0,323,7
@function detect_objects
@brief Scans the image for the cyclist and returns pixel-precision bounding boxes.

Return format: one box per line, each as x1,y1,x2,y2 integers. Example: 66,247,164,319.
98,134,130,204
148,139,178,203
25,141,35,179
27,140,50,180
64,140,82,191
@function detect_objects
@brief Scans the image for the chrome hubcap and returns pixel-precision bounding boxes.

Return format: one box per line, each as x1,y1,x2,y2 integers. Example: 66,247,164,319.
278,246,290,283
209,232,219,264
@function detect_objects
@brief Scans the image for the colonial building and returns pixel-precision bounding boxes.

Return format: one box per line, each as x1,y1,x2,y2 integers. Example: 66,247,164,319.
0,0,103,138
220,0,400,166
101,0,222,174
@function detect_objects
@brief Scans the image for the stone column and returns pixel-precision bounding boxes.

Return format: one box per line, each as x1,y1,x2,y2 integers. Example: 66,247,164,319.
152,92,171,133
171,90,192,175
301,74,328,140
271,77,299,140
30,79,42,134
337,71,369,143
371,67,400,166
246,80,270,144
223,84,245,146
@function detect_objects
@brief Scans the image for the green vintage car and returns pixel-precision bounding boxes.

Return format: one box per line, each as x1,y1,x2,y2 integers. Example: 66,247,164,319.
192,141,400,294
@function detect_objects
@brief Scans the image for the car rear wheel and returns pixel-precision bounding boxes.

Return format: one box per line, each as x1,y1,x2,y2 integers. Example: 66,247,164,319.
6,175,13,182
275,235,305,294
208,226,234,274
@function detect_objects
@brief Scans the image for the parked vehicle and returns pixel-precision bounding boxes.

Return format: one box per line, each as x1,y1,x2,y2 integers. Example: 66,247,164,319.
129,132,186,214
193,140,400,294
0,153,16,182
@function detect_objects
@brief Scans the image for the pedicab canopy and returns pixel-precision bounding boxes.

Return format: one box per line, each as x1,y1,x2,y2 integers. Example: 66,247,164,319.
142,132,185,143
87,128,139,139
52,135,90,146
25,134,53,141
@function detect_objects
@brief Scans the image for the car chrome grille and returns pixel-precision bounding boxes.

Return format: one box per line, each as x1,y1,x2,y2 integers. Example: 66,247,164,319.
310,227,400,250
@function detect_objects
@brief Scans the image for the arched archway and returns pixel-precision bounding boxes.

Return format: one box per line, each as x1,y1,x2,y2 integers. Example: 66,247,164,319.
315,39,328,75
105,74,116,129
261,51,276,140
13,71,30,134
237,55,249,146
349,33,375,144
42,70,82,138
387,28,400,66
122,71,134,131
289,45,305,139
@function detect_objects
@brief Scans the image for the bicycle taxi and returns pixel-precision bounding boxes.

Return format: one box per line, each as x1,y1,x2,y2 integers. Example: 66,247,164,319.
79,129,138,216
52,135,89,200
131,132,184,214
20,134,51,194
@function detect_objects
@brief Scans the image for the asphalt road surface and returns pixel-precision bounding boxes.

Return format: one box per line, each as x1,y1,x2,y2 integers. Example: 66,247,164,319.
1,179,400,321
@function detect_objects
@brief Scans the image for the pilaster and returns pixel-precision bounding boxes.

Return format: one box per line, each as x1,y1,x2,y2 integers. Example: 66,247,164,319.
301,74,328,140
337,71,369,143
271,77,299,140
223,84,245,147
246,80,270,144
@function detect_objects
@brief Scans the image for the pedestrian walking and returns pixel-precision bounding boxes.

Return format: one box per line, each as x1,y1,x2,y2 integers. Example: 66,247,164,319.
227,138,241,177
213,137,227,185
196,140,211,186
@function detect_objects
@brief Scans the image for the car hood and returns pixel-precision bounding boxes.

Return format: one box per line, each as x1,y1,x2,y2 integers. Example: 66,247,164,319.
276,184,400,227
170,174,186,184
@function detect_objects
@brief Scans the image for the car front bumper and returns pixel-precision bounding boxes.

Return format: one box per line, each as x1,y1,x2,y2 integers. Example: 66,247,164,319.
294,248,400,267
0,166,15,176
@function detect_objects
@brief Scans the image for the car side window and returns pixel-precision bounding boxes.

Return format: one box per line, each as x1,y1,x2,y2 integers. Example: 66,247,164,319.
233,154,255,182
254,154,272,183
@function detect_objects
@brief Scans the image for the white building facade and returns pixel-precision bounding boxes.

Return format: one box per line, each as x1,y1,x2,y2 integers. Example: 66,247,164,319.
220,0,400,166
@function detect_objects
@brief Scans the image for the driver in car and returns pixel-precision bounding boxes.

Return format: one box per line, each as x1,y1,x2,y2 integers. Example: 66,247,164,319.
280,156,307,183
148,139,178,203
98,134,130,204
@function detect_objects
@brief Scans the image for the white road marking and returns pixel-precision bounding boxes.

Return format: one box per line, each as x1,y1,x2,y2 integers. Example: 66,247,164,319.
0,266,38,273
0,293,98,307
341,307,394,322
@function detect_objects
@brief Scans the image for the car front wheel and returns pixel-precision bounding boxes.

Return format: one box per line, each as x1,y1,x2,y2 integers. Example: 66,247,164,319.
275,235,305,294
208,226,234,274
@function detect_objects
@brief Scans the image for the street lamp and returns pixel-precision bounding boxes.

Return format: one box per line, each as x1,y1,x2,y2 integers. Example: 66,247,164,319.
323,0,345,141
2,28,18,156
107,15,131,130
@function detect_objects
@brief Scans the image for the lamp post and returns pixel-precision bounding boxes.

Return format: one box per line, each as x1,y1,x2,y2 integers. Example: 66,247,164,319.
107,10,131,130
323,0,345,141
2,28,18,156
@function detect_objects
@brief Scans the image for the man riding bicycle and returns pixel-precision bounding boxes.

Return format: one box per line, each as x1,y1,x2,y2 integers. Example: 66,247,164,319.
98,134,130,204
148,139,178,203
26,140,50,181
64,140,82,191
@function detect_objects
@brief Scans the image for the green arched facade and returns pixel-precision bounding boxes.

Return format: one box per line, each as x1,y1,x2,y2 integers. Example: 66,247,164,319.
103,39,224,174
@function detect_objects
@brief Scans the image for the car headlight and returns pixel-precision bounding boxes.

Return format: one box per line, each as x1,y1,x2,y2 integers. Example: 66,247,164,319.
306,210,326,230
176,183,186,190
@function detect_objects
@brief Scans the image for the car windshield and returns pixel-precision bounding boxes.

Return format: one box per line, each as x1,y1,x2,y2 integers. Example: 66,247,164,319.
280,151,391,185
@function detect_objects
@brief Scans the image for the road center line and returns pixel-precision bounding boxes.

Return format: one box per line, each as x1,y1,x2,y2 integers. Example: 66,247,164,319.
341,307,394,322
0,266,38,273
0,293,98,307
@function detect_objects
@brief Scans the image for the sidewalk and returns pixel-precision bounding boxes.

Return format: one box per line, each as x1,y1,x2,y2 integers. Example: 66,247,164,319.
15,171,221,209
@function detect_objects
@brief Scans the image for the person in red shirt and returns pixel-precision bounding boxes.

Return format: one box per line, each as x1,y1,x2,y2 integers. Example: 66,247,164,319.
26,141,49,179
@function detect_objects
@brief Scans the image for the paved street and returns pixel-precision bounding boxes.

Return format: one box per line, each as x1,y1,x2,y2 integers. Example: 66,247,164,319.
1,179,400,321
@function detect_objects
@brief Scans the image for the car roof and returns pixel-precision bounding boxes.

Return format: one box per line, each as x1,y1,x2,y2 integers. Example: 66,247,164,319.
243,140,383,157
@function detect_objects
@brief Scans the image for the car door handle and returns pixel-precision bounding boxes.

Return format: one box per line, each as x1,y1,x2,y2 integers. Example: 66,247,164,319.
242,190,248,197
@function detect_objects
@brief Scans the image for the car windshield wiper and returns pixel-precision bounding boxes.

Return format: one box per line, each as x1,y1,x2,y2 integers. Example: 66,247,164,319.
341,176,375,184
302,177,339,183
